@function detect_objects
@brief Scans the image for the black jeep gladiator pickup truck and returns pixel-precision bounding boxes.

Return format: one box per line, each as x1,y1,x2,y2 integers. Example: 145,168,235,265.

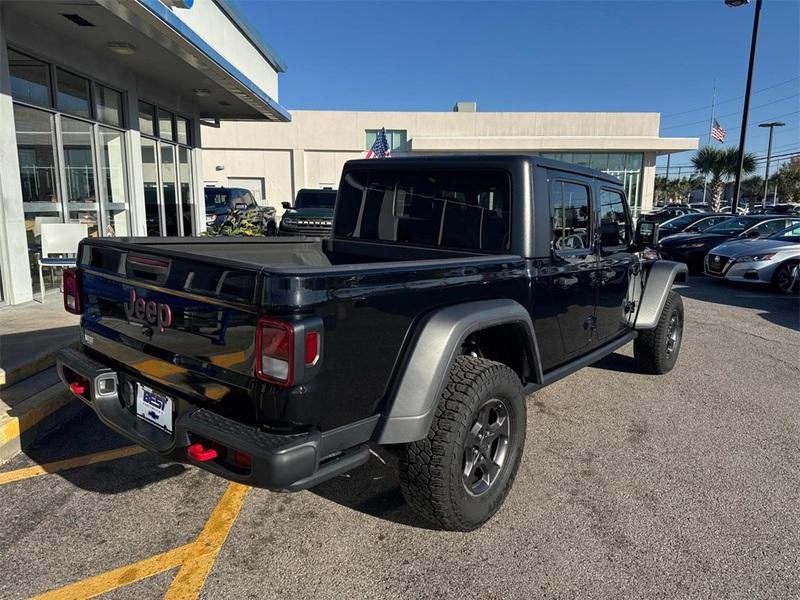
58,155,686,531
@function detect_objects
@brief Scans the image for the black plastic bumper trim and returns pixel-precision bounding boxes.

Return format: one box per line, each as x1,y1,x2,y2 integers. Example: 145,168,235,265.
56,347,374,491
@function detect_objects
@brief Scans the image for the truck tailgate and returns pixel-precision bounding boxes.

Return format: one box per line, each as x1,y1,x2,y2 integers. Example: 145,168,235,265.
78,241,262,416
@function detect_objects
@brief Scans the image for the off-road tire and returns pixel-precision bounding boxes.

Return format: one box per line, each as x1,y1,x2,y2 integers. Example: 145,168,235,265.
634,290,684,374
398,356,526,531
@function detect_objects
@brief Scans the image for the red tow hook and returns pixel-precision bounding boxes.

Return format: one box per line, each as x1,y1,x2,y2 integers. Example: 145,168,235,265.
69,382,86,396
187,443,218,462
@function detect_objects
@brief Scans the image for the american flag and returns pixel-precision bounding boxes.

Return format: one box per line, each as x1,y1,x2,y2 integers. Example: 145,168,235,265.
366,128,391,159
711,119,726,143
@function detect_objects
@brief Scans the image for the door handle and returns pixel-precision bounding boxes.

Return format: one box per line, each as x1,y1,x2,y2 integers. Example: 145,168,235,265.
553,275,577,289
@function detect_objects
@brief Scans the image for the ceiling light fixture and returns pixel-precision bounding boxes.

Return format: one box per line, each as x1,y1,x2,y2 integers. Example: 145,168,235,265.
193,88,212,97
107,42,136,55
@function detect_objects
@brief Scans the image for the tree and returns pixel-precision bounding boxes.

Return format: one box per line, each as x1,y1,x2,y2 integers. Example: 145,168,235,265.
772,157,800,203
691,146,756,211
741,175,765,206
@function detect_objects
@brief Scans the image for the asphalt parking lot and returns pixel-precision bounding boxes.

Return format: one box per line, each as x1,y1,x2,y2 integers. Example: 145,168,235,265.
1,276,798,600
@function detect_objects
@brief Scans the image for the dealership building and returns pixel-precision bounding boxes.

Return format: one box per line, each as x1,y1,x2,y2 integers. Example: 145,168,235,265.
0,0,289,305
201,104,697,219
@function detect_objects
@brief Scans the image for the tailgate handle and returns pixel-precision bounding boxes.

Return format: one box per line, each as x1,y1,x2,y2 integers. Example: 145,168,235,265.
127,254,171,284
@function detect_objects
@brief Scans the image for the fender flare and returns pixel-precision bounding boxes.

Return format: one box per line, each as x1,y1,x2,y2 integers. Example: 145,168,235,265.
633,260,688,329
374,299,541,445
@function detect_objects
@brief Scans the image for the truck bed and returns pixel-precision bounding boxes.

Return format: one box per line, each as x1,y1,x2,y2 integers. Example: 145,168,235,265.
76,235,529,431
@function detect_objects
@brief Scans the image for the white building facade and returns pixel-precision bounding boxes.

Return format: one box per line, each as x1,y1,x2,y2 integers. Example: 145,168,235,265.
0,0,289,306
201,106,696,219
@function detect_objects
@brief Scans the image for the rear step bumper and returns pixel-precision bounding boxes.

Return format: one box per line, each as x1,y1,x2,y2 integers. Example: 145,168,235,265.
56,347,369,491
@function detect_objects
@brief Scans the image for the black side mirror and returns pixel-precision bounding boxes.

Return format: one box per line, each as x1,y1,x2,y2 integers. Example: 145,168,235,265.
281,201,291,209
635,220,658,248
685,225,700,233
233,202,247,211
745,229,760,238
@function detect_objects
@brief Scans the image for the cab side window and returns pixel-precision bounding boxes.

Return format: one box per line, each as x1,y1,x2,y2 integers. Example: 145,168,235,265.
598,189,630,248
551,180,591,252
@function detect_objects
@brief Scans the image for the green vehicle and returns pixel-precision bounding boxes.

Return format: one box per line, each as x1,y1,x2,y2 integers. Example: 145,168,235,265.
279,189,337,237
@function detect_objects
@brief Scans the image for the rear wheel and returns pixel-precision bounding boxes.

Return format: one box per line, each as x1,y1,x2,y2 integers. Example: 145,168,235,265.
773,260,798,294
634,290,684,374
398,356,526,531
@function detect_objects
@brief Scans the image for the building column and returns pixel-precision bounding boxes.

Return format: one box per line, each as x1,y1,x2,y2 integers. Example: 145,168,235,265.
640,152,657,214
0,6,34,304
290,148,304,202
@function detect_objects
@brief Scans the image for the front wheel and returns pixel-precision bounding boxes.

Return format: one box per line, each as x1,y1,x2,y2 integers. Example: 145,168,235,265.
634,290,684,374
773,260,798,294
398,356,526,531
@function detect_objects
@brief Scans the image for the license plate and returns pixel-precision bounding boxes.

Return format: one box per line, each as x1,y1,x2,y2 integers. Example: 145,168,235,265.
136,384,174,434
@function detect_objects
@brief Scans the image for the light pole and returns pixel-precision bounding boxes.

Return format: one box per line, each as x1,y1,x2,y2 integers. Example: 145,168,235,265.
726,0,763,214
758,121,784,206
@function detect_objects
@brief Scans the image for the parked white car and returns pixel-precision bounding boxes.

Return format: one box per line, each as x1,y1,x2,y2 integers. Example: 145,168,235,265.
705,223,800,293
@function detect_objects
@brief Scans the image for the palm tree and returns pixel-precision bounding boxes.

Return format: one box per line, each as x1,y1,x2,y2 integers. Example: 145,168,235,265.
691,146,756,211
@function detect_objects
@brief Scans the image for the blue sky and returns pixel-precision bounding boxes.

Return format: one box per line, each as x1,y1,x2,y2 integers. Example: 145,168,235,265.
239,0,800,171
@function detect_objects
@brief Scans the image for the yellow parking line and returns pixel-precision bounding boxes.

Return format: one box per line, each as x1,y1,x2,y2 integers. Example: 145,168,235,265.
31,543,196,600
163,483,250,599
0,445,146,486
31,482,251,599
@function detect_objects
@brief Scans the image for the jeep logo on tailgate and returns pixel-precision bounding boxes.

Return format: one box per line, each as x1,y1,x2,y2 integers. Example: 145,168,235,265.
124,289,172,333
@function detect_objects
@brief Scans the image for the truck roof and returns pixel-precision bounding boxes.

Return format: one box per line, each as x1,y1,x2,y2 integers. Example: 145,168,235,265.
342,154,623,186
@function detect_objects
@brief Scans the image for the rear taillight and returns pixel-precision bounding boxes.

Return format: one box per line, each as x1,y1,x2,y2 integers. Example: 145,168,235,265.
255,318,323,387
63,268,81,314
305,331,320,366
256,319,295,385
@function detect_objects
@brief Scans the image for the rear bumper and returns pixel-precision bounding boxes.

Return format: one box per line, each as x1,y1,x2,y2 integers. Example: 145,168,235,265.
56,347,370,491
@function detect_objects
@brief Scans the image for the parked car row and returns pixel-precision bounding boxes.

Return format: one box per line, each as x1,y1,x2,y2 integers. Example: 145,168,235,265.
656,215,800,293
203,186,337,238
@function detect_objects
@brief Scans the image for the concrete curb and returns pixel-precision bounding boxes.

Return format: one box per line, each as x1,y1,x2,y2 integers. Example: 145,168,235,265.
0,343,79,390
0,384,82,465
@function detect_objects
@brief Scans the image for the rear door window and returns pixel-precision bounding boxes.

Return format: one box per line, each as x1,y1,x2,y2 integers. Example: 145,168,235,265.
334,169,511,251
550,179,591,253
598,188,630,249
753,219,790,236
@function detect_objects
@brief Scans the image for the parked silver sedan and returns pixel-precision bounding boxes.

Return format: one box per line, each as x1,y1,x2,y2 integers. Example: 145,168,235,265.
705,223,800,293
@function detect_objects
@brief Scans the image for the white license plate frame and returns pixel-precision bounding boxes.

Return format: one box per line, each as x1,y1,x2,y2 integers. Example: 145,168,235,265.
135,384,174,434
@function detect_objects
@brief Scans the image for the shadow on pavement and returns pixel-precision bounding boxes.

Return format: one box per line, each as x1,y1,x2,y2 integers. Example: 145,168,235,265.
310,447,438,530
18,405,186,493
676,275,800,331
590,352,637,374
0,326,80,374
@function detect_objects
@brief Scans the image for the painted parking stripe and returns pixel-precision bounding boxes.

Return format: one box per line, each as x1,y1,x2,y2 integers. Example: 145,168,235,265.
0,445,145,486
163,483,250,599
32,482,250,599
31,544,196,600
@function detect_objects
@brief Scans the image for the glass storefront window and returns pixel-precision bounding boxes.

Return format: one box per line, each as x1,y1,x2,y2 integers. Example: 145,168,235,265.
159,109,174,142
97,85,123,128
607,153,626,172
573,153,591,167
9,49,51,107
141,138,160,236
161,144,179,235
56,68,91,118
626,153,642,171
176,117,190,145
14,104,62,295
365,129,408,153
178,146,194,235
61,116,98,237
139,101,156,136
98,127,129,236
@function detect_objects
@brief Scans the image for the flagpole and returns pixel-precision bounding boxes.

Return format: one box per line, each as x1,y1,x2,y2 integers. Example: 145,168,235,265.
701,79,717,207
